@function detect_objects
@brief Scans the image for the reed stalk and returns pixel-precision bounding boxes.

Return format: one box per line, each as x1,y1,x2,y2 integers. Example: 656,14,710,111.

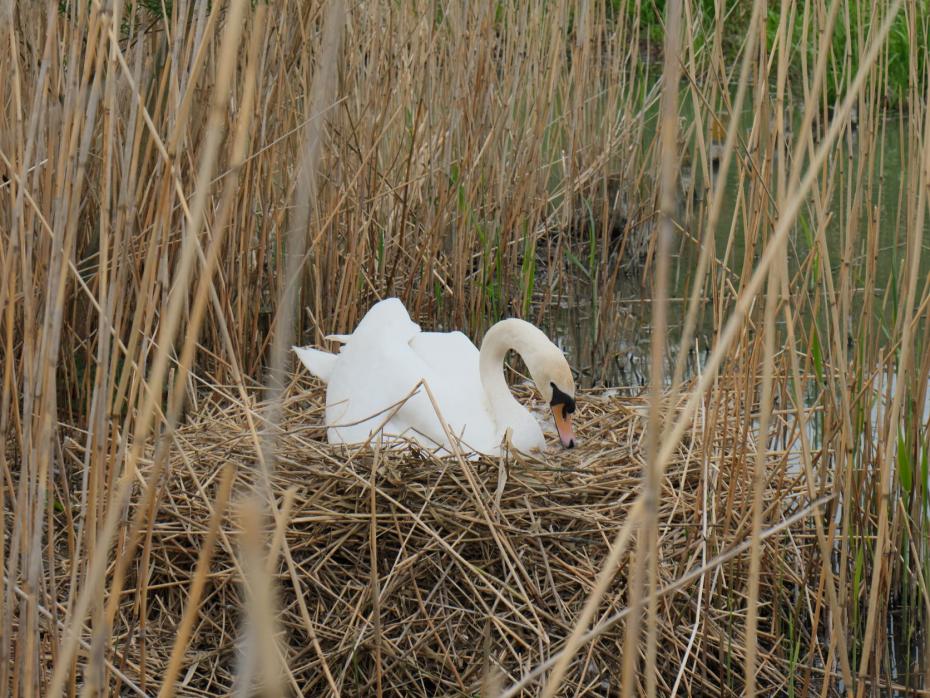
1,0,928,694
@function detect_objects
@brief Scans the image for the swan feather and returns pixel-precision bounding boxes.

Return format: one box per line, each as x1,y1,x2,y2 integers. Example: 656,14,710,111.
294,298,571,455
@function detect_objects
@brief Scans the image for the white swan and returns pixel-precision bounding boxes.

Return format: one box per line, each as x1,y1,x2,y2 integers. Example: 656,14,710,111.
293,298,576,455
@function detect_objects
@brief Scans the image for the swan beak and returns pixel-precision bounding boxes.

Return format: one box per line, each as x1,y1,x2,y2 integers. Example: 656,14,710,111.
551,404,576,449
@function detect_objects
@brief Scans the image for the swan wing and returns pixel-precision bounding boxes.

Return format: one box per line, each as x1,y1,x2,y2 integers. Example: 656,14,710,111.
293,345,338,382
305,298,498,453
408,330,479,389
324,337,463,449
328,326,497,451
405,330,498,450
295,299,417,380
344,297,420,343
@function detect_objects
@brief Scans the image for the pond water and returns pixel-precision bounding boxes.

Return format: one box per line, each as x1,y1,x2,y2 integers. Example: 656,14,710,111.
546,111,929,392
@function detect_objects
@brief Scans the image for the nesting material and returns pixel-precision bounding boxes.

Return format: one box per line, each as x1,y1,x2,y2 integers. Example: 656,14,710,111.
113,379,824,696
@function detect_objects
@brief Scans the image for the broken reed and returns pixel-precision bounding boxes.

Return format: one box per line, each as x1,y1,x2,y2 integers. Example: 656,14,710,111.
1,0,929,695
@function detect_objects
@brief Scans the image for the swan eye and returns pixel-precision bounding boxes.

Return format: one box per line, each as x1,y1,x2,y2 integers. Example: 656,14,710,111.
549,382,576,414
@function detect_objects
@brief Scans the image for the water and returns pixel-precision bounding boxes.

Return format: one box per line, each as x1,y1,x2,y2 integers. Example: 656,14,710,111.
546,112,929,391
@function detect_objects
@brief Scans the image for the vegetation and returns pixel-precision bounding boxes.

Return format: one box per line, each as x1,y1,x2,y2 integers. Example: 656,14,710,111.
627,0,930,106
1,0,929,695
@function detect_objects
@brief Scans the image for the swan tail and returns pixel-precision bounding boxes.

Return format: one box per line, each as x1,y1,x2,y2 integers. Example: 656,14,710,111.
293,345,337,382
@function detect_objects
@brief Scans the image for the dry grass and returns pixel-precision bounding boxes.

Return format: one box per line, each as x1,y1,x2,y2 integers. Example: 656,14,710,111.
49,381,825,696
2,0,930,695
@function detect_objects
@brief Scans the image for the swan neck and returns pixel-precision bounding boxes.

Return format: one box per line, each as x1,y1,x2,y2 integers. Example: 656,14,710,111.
479,320,534,421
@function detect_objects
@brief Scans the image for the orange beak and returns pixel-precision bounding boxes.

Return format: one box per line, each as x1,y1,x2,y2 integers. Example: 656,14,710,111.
551,403,576,449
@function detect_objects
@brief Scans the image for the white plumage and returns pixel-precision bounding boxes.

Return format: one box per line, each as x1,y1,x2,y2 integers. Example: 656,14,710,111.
293,298,577,455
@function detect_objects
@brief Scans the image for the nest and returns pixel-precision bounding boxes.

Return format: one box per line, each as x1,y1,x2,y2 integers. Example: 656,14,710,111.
100,380,824,696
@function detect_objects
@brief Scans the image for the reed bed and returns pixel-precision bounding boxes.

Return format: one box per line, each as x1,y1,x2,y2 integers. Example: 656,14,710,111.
3,0,930,695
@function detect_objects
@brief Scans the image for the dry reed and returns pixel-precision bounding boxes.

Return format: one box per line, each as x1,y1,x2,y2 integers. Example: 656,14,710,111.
2,0,929,695
49,382,829,696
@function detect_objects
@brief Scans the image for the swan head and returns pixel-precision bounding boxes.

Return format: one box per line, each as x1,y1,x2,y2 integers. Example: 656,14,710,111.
527,350,577,449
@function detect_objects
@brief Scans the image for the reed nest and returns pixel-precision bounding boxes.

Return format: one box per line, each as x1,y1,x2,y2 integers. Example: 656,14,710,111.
92,378,826,696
